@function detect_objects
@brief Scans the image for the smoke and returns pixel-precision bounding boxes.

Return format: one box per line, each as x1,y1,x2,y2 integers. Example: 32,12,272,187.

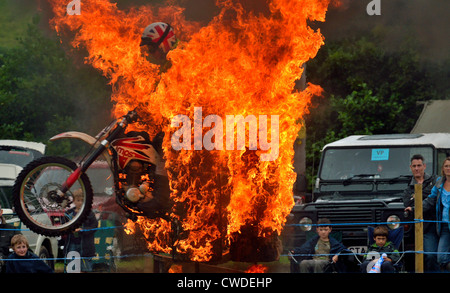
319,0,450,61
28,0,448,63
10,0,449,62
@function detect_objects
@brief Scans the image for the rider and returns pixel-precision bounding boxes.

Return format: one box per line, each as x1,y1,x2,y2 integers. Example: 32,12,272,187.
134,21,177,155
140,22,178,70
121,22,176,217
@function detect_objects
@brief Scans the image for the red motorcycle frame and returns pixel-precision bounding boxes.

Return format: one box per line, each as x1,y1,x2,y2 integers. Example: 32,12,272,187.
13,110,170,236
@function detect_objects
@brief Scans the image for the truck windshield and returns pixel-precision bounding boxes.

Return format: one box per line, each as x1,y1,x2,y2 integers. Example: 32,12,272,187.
319,146,434,180
0,146,40,168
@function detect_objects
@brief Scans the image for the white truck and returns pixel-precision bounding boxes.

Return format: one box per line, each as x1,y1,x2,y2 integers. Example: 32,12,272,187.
0,140,59,269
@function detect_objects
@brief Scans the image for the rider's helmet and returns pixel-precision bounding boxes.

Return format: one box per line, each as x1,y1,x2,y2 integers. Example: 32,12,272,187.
140,22,177,56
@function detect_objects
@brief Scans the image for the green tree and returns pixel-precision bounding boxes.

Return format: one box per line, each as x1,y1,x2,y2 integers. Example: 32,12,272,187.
330,82,404,137
303,34,448,191
0,15,111,155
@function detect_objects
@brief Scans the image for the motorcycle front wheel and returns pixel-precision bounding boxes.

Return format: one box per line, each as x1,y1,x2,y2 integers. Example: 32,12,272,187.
13,156,93,237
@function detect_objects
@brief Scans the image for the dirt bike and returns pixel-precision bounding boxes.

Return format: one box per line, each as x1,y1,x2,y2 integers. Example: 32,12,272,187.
12,109,171,236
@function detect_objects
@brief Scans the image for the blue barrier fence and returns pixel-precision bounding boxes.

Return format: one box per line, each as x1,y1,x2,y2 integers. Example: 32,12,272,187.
288,219,449,227
1,219,450,263
287,219,450,258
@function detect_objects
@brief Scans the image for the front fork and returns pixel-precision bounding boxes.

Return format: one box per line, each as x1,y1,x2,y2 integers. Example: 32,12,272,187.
58,167,83,195
58,124,124,196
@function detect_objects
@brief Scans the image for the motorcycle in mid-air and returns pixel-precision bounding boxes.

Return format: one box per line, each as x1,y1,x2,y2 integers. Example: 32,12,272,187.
12,109,171,236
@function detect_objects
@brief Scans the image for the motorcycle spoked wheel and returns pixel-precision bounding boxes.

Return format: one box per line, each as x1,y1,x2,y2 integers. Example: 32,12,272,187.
12,156,93,237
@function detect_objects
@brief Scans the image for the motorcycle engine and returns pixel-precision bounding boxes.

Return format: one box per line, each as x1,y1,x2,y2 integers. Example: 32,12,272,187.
124,160,154,203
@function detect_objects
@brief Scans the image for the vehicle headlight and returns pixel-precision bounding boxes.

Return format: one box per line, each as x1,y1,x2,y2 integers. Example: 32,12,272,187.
299,217,313,232
387,215,400,229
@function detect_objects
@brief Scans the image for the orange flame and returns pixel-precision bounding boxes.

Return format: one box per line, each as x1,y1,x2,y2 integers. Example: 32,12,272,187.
48,0,331,261
168,264,183,273
245,264,268,273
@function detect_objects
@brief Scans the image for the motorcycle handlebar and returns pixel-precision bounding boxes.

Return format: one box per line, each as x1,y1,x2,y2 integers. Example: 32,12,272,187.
94,109,140,141
124,109,139,123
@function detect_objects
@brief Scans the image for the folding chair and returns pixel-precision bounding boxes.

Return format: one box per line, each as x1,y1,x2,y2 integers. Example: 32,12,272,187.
289,231,347,273
366,226,405,272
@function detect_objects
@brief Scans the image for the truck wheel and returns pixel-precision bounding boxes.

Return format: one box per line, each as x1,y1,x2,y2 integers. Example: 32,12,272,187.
39,246,54,269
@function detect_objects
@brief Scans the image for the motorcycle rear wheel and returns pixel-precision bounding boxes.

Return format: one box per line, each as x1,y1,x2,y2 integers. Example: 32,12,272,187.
13,156,93,237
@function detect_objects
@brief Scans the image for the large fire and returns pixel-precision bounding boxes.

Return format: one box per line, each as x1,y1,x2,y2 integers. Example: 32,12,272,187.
48,0,333,262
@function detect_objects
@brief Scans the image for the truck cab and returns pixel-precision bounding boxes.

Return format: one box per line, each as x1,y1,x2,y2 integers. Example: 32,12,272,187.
289,133,450,270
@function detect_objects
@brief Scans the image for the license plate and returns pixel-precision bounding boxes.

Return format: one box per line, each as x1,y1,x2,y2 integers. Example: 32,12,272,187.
348,246,367,255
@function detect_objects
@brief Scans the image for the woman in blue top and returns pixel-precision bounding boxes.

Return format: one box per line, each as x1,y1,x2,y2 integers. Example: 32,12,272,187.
423,156,450,272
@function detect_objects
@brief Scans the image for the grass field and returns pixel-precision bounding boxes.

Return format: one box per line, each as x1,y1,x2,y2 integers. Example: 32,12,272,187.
0,0,40,48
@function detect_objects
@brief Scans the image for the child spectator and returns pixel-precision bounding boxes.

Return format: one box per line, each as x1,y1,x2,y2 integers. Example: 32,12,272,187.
360,225,400,273
291,218,349,273
6,234,53,273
